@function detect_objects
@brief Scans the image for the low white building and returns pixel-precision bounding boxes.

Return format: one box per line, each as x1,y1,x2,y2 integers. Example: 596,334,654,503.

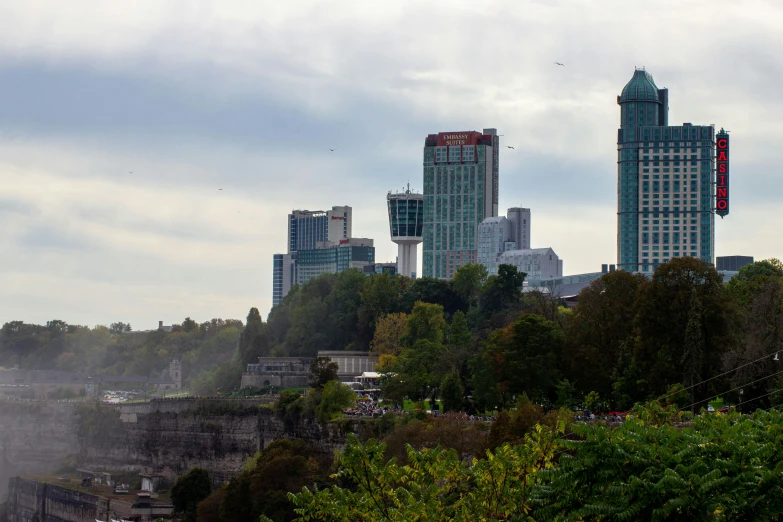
496,247,563,280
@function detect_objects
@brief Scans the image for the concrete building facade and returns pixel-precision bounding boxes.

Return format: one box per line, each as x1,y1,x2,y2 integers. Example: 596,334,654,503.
422,128,500,279
477,207,533,275
617,68,720,273
497,247,563,281
506,207,531,250
295,238,375,286
241,351,379,389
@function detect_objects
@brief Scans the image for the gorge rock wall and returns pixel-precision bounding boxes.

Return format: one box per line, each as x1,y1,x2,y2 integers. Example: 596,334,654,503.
0,398,353,493
0,403,79,499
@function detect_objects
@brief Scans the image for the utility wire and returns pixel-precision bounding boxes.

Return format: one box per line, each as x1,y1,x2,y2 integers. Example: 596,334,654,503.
679,368,783,413
660,349,781,401
736,387,783,413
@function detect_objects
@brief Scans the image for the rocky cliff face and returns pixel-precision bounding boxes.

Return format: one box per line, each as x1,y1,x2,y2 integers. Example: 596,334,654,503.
0,402,79,498
0,398,353,494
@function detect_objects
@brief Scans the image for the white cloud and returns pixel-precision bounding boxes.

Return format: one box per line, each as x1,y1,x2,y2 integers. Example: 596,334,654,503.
0,0,782,326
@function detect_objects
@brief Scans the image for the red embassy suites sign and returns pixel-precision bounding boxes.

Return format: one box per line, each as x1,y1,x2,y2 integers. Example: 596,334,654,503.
715,131,729,217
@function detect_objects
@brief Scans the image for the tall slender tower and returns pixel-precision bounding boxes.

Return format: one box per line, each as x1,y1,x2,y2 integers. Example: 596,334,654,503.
387,186,424,278
617,68,718,273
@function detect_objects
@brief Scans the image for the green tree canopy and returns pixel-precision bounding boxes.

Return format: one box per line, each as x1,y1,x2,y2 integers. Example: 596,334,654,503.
564,270,646,398
405,301,446,347
452,263,488,308
634,257,734,402
308,356,339,390
171,467,211,522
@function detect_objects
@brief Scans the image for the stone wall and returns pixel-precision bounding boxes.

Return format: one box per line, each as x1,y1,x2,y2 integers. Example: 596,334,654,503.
5,477,133,522
240,372,310,389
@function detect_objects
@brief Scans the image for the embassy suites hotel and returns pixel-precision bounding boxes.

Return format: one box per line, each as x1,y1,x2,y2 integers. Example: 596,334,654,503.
422,129,499,279
617,68,730,273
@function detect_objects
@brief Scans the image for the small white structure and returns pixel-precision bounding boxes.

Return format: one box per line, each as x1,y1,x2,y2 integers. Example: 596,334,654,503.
354,372,381,387
497,247,563,281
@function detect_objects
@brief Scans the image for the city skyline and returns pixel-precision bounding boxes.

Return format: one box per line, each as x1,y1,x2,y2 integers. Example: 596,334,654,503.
1,1,781,328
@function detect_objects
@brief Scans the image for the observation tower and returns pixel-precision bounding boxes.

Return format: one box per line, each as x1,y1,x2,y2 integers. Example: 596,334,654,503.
387,185,424,278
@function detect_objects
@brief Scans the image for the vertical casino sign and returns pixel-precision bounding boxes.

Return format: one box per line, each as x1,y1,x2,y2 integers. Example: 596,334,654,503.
715,129,730,217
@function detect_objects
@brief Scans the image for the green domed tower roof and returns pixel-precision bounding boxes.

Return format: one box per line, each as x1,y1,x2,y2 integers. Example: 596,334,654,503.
619,69,661,103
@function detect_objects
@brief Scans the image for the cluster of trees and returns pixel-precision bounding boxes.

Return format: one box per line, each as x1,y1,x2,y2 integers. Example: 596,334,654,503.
5,256,782,412
376,257,783,413
290,404,783,521
0,317,244,391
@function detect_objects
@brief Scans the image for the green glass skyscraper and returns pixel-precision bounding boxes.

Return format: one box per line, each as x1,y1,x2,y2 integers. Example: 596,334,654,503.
422,128,499,279
617,69,719,273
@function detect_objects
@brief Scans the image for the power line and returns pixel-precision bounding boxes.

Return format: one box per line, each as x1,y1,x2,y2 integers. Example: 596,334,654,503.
660,349,781,401
679,368,783,413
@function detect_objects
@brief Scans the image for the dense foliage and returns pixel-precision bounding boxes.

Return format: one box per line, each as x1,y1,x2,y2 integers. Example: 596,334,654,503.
171,467,212,522
289,405,783,521
196,439,331,522
4,257,783,411
0,317,243,390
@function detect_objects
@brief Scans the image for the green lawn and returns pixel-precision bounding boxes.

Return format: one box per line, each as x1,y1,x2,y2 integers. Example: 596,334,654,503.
401,399,442,412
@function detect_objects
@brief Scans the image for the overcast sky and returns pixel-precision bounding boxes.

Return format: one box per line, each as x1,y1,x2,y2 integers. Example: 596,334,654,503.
1,0,781,330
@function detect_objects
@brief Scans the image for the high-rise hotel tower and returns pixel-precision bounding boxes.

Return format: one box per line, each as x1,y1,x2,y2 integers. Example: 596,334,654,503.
422,129,499,279
617,69,727,273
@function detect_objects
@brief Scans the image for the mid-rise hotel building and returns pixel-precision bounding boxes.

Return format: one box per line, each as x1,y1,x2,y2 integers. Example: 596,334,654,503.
272,206,352,306
617,69,726,273
422,129,499,279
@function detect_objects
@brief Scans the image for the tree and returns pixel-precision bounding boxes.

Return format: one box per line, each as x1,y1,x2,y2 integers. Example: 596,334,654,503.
399,277,466,317
211,439,331,522
480,264,525,317
290,427,563,521
452,263,488,309
726,258,783,305
563,270,646,399
583,390,600,412
369,312,408,356
473,314,564,409
439,370,464,412
383,339,445,404
682,289,704,413
238,307,268,366
181,317,198,333
405,301,446,347
357,273,405,343
723,262,783,408
108,322,132,335
555,378,577,409
316,380,356,423
171,468,211,522
634,257,734,401
309,356,339,390
195,484,226,522
440,311,473,391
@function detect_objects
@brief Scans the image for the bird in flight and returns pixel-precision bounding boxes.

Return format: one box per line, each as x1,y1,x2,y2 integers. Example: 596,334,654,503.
554,62,565,66
507,146,515,150
329,149,336,152
218,188,223,191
